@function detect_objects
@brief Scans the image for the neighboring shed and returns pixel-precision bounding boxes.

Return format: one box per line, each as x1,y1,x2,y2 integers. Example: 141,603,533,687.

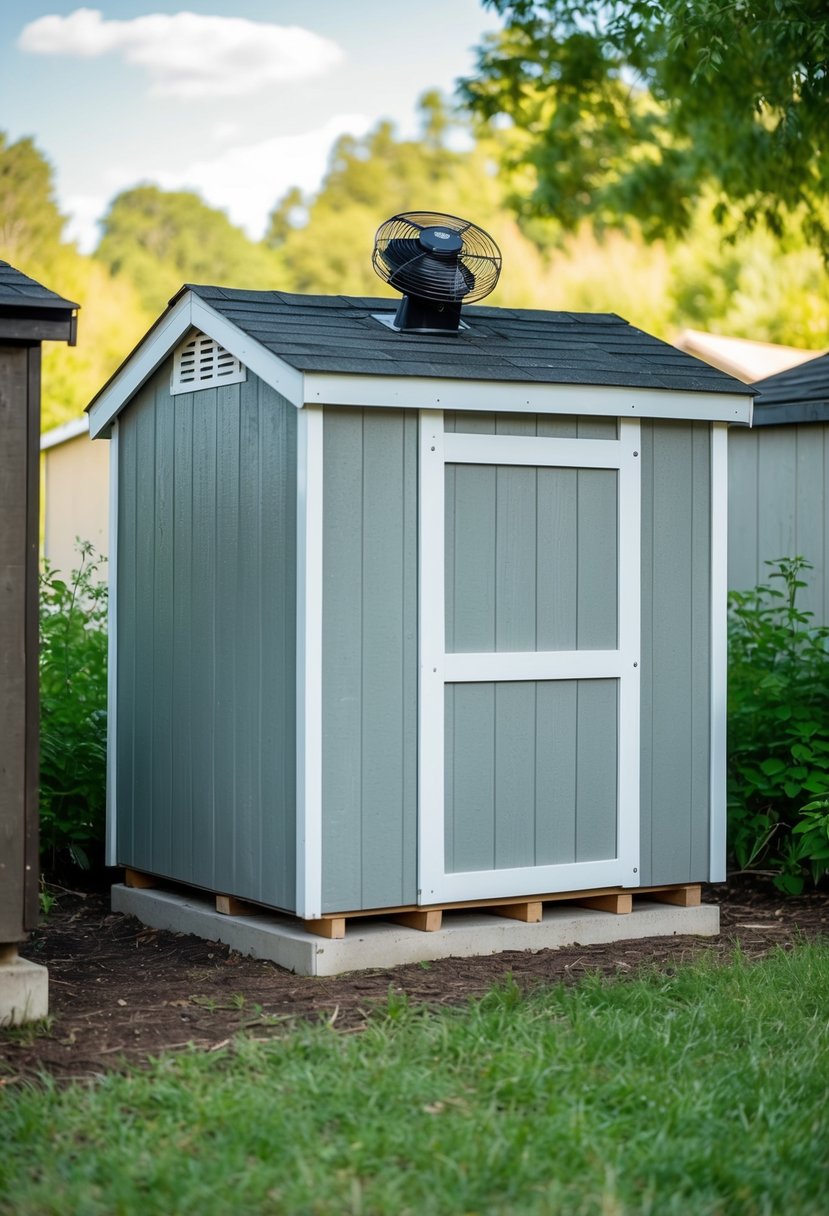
728,351,829,622
0,261,77,1023
41,415,109,574
88,287,752,940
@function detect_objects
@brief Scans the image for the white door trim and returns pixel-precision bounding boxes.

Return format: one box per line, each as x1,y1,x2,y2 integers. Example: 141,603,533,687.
418,415,641,904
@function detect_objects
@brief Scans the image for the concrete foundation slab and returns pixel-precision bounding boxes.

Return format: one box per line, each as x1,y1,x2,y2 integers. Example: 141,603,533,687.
112,885,720,978
0,955,49,1026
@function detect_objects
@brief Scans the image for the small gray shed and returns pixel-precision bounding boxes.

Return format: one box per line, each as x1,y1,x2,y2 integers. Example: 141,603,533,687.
88,288,752,929
729,351,829,622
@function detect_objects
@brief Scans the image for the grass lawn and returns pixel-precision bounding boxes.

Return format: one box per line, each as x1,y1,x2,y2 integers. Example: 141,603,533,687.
2,942,828,1215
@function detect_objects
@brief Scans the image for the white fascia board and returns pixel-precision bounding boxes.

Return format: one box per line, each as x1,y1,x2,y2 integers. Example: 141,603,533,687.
105,419,119,866
303,372,753,425
88,293,194,438
88,292,306,438
40,415,90,450
189,297,304,407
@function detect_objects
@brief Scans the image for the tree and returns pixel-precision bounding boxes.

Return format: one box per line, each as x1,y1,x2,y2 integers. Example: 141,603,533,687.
0,133,66,265
461,2,829,258
96,185,281,315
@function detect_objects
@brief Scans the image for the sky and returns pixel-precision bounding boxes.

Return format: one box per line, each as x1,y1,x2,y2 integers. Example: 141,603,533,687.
1,1,502,251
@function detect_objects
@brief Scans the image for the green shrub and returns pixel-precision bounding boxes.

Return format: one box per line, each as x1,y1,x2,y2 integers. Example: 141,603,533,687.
728,557,829,892
39,542,108,874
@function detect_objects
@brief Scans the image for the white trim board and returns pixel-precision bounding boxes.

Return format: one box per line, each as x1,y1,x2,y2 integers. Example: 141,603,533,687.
295,406,324,920
709,423,729,882
305,374,753,425
104,420,119,867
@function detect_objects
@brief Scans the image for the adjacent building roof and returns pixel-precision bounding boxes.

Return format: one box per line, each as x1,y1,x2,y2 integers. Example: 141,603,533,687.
751,351,829,426
87,284,754,437
186,286,754,396
675,328,822,384
0,260,78,344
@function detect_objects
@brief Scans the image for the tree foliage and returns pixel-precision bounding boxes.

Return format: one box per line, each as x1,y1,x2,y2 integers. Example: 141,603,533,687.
461,1,829,257
96,185,281,315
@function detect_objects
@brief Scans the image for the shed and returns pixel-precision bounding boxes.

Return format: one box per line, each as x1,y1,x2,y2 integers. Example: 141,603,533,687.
0,261,77,1023
41,415,109,574
728,351,829,622
88,287,753,937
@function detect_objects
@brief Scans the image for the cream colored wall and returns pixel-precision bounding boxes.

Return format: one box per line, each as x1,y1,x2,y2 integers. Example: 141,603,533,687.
43,434,109,576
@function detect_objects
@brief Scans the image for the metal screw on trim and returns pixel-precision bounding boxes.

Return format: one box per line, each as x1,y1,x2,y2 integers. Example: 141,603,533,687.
633,661,638,667
633,867,638,874
633,450,639,456
431,446,435,451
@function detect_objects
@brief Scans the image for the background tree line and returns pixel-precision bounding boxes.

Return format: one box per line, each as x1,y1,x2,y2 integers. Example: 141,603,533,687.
2,0,827,431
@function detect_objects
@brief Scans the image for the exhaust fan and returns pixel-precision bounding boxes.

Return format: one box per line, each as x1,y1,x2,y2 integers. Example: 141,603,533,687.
372,211,501,334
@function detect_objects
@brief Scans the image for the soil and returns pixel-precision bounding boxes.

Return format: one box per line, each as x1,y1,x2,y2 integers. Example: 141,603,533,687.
2,876,828,1084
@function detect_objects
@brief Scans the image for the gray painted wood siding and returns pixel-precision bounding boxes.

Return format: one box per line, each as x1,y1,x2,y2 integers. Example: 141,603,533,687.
445,680,618,872
639,420,711,885
116,362,297,910
728,424,829,624
321,407,418,912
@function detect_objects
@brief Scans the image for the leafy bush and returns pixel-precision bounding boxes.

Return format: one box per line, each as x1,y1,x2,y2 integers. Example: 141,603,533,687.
39,543,108,873
728,557,829,892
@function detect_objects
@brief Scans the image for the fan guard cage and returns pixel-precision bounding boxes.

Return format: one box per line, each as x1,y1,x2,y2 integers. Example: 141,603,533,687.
372,212,501,304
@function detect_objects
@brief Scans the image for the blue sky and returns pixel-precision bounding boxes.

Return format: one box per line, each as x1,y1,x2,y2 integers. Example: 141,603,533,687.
1,1,501,250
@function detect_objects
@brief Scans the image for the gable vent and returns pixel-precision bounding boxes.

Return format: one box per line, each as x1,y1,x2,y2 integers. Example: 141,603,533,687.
171,331,246,395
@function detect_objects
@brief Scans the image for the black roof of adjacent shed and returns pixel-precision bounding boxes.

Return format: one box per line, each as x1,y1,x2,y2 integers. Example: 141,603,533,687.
0,261,78,344
0,261,78,312
751,351,829,426
182,285,754,396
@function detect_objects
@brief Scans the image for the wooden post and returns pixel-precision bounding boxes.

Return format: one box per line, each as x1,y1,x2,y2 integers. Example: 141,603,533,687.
304,917,346,940
391,909,443,932
578,892,633,914
490,901,543,923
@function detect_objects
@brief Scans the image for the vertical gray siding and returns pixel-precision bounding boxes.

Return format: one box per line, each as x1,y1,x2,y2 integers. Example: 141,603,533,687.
321,407,418,912
639,420,711,885
116,361,297,910
445,679,618,873
729,424,829,624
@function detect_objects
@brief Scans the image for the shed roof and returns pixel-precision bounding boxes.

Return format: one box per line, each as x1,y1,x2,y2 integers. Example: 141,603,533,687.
183,286,754,397
751,351,829,426
0,260,78,344
87,284,754,436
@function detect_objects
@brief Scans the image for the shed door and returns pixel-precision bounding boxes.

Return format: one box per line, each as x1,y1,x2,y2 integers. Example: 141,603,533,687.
418,412,641,904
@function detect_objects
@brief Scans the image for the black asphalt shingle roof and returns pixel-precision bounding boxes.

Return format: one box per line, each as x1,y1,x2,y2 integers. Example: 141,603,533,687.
752,351,829,425
183,286,753,397
0,261,78,312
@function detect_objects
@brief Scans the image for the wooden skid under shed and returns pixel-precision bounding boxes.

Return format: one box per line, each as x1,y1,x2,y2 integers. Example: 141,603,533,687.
123,870,702,939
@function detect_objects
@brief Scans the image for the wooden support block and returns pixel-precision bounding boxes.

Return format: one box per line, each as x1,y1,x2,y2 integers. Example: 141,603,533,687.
490,901,542,924
216,894,250,916
646,885,701,908
124,868,158,889
304,917,346,940
391,909,443,933
578,892,632,915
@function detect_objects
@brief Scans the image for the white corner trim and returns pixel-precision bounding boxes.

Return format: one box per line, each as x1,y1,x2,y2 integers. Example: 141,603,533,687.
105,420,119,867
709,423,729,882
304,373,753,425
417,410,446,905
40,415,89,450
295,406,324,920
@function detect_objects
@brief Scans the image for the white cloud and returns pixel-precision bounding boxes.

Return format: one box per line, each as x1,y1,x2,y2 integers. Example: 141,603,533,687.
157,114,372,235
19,7,343,98
62,114,372,253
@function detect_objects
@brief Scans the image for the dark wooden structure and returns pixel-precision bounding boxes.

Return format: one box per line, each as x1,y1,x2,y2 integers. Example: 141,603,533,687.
0,262,77,950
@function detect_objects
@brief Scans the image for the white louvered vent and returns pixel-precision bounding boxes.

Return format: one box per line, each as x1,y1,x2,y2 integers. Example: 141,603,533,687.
171,331,246,395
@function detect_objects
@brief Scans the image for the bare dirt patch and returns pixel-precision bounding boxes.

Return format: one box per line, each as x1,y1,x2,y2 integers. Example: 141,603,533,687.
2,877,827,1083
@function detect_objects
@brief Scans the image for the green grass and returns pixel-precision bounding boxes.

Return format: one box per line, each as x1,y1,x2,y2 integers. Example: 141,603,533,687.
2,944,828,1215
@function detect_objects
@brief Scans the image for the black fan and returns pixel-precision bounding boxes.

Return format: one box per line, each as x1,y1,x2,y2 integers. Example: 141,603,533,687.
372,211,501,334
